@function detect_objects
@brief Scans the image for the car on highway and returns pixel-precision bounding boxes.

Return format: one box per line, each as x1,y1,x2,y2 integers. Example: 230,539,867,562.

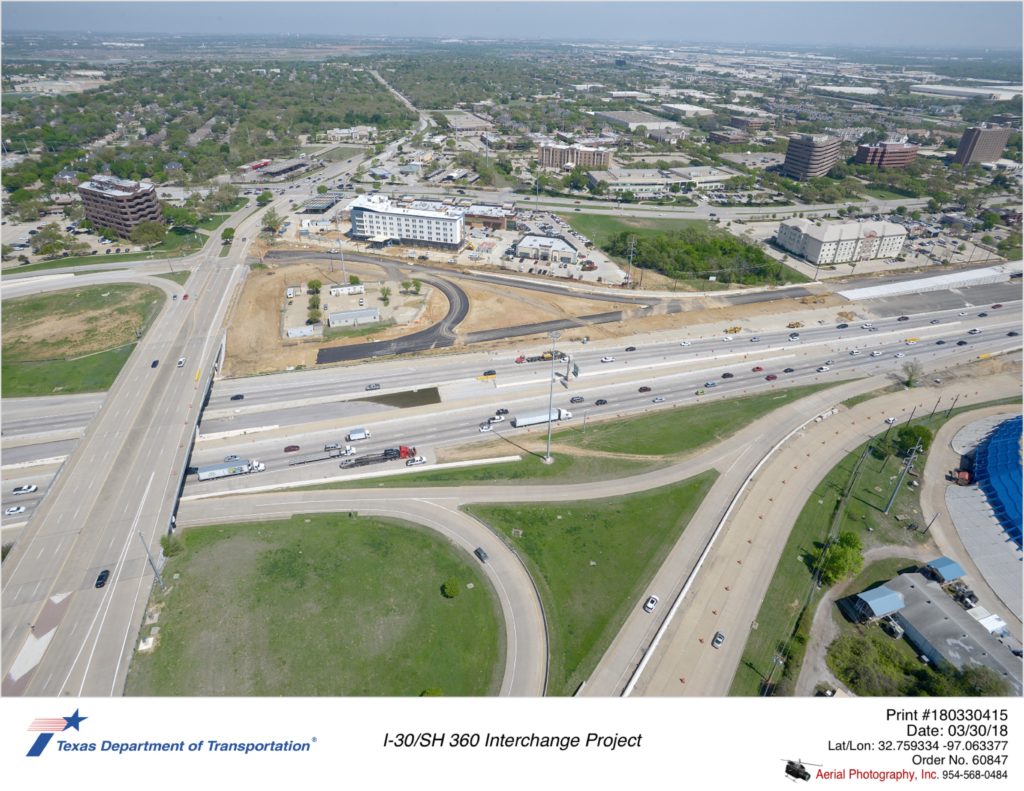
94,569,111,588
752,366,764,372
600,356,615,363
992,304,1003,309
5,505,26,516
765,374,777,381
638,386,651,393
405,456,427,466
151,360,159,368
482,369,497,377
885,417,897,425
569,396,585,404
836,323,849,329
1008,331,1020,337
711,631,726,649
722,335,733,342
595,399,608,406
978,312,989,318
643,595,659,613
936,340,946,345
284,445,300,453
968,328,982,335
176,357,186,368
365,383,381,391
224,455,240,463
783,367,795,373
956,340,969,346
488,414,506,423
905,339,918,345
721,372,734,379
750,336,760,343
860,323,873,329
13,484,38,495
479,423,493,433
849,349,861,356
703,381,718,388
929,319,941,325
894,352,906,358
182,294,189,301
474,547,489,563
695,389,706,396
652,396,665,403
679,340,691,346
788,333,800,340
816,366,830,372
959,311,968,316
230,394,244,401
870,350,883,357
624,346,637,352
495,408,510,415
897,316,910,322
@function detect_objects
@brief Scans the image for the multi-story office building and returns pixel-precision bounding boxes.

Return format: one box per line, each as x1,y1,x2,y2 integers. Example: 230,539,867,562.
855,139,920,169
538,144,612,170
346,194,464,249
776,218,907,265
952,126,1012,165
781,133,842,180
709,127,747,144
78,175,163,237
730,115,769,132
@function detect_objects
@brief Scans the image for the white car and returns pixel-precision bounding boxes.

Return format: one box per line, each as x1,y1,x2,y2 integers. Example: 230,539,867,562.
12,484,38,495
405,456,427,466
958,311,967,316
870,350,883,357
849,349,861,356
176,357,186,368
885,417,897,425
643,595,659,613
488,414,505,423
816,366,830,373
722,335,733,342
679,340,691,347
600,356,615,363
749,336,760,343
860,323,874,329
894,352,906,358
968,328,981,335
5,506,26,516
479,423,493,433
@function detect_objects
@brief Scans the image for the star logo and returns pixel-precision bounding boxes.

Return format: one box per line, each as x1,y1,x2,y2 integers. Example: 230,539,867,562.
26,710,87,757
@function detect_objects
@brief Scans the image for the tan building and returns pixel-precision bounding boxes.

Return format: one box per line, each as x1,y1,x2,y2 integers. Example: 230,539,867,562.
538,143,612,170
952,126,1012,165
782,134,842,181
78,175,163,237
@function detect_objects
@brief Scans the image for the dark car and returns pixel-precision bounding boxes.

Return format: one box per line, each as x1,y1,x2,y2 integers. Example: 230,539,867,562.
956,340,969,346
624,346,637,352
752,366,764,373
929,319,941,325
638,386,652,393
836,323,849,329
230,394,244,401
721,372,734,379
482,369,497,377
151,360,159,368
95,569,110,588
182,294,189,301
570,396,585,404
935,340,946,345
978,312,988,318
992,304,1003,309
783,367,795,373
897,316,910,322
595,399,608,406
474,547,488,563
284,445,300,453
1008,331,1020,337
495,408,510,415
765,374,778,381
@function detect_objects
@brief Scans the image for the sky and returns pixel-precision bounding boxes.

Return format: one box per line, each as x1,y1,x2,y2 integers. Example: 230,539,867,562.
2,1,1022,50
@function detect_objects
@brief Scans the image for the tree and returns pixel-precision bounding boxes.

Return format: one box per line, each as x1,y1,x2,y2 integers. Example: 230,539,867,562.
0,244,12,260
307,308,321,324
411,278,422,295
256,190,273,207
307,279,322,294
130,221,167,248
401,280,412,293
348,274,361,286
317,184,328,194
163,204,200,228
262,208,283,233
221,226,235,243
160,534,184,557
894,424,933,456
817,531,863,586
981,211,1000,230
441,578,460,598
380,285,391,305
900,360,923,388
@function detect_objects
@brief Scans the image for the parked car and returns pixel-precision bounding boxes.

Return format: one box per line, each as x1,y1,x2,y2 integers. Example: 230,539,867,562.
284,445,300,453
13,484,38,495
643,595,659,613
95,569,110,588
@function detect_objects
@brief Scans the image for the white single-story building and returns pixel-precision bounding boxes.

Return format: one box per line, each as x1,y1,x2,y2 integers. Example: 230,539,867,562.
328,307,381,328
516,235,579,265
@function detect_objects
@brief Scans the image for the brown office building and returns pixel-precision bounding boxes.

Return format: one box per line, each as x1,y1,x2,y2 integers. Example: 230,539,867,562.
952,126,1012,165
710,127,747,144
78,175,163,237
855,140,920,169
538,143,612,170
782,133,842,181
730,115,769,132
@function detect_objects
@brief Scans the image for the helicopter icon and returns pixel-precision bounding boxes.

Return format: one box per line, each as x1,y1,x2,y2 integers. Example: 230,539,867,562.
782,758,822,781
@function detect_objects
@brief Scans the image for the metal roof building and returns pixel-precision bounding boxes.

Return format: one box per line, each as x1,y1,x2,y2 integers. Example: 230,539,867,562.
854,586,905,620
925,556,966,583
974,415,1023,548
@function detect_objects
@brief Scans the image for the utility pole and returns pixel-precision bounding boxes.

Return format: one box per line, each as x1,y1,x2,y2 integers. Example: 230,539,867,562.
627,235,636,287
138,531,166,592
543,330,561,464
885,440,921,515
929,397,941,420
944,393,960,419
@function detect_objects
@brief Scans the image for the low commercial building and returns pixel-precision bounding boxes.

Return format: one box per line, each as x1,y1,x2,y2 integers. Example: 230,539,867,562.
464,203,517,230
593,110,678,132
709,127,747,144
346,194,464,250
587,165,734,197
53,169,80,186
516,235,579,265
442,111,492,132
78,174,163,237
328,284,365,297
855,139,920,169
660,103,714,118
300,191,345,214
910,84,1021,102
776,218,907,265
538,143,612,170
327,307,381,328
261,159,309,179
322,125,374,142
730,115,770,132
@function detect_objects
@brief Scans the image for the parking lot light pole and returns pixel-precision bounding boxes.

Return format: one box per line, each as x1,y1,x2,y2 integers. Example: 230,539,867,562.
544,330,561,464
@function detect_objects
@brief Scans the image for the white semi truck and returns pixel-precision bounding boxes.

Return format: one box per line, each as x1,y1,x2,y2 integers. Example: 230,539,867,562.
196,459,266,481
511,408,573,428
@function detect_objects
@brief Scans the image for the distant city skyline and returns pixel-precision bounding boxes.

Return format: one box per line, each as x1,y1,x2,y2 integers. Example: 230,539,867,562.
3,2,1022,51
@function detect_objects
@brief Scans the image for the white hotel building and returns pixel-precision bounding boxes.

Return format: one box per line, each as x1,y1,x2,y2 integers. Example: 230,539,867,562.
346,194,464,250
776,218,907,266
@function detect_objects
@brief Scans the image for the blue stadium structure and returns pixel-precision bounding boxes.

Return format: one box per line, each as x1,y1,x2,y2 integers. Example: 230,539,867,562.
974,415,1022,549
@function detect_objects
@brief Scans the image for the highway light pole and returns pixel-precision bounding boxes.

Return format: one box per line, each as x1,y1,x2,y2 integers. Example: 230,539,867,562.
544,329,561,464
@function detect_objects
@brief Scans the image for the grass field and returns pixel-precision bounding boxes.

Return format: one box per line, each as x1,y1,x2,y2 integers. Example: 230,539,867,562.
467,470,717,696
196,213,230,231
863,186,912,201
218,243,232,257
841,384,902,409
125,514,503,696
3,283,165,396
731,396,1020,697
155,271,191,285
310,145,362,162
556,383,837,456
323,319,395,340
9,228,206,274
559,213,707,246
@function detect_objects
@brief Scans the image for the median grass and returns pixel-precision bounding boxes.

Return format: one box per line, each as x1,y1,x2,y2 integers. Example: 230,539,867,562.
9,228,207,274
731,396,1020,697
556,383,837,456
155,271,191,286
467,470,717,696
2,283,164,396
126,514,502,696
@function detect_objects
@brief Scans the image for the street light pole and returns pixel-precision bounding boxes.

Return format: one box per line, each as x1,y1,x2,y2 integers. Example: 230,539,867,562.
544,330,561,464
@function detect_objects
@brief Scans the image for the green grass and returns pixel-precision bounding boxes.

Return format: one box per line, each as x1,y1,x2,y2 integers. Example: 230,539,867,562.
218,243,232,257
559,213,708,247
2,345,135,397
322,319,395,340
467,471,717,696
307,453,658,490
155,271,191,285
196,213,230,231
125,514,503,696
309,145,362,162
557,383,837,456
9,228,206,274
731,396,1021,697
842,384,902,409
863,186,909,201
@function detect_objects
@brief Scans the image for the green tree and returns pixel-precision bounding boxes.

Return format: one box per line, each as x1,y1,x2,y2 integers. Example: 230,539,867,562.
894,425,933,456
900,360,924,388
411,278,422,295
380,285,391,305
160,534,185,557
163,204,200,228
256,190,274,207
441,577,460,598
307,308,321,323
221,226,236,243
262,208,283,233
130,220,168,248
980,211,1000,230
307,279,322,294
0,244,12,260
817,532,863,586
317,184,328,194
401,280,412,293
348,274,361,286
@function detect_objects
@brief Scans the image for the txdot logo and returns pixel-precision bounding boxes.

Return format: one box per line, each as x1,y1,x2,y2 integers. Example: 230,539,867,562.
26,709,87,757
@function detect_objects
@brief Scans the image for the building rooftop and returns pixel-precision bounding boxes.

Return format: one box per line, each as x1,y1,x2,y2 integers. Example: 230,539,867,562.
781,218,907,242
856,586,905,618
926,556,966,582
347,193,462,220
518,235,577,255
79,174,154,197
